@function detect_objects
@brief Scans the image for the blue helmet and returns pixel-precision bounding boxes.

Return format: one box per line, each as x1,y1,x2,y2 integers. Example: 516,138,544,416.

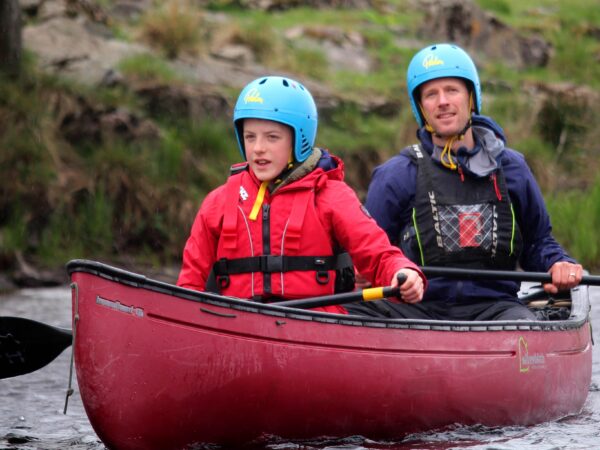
233,76,318,163
406,43,481,127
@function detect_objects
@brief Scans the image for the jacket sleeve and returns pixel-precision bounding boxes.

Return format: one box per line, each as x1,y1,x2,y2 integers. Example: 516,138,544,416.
364,154,417,246
176,189,223,291
321,179,425,289
503,150,577,272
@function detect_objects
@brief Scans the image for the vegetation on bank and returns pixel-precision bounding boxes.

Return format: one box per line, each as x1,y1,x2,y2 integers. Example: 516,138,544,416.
1,0,599,279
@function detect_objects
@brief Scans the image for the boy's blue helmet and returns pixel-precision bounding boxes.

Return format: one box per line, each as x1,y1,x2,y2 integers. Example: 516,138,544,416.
406,43,481,127
233,76,318,163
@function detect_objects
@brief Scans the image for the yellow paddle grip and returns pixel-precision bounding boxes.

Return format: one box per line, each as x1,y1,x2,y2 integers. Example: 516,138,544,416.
362,287,384,301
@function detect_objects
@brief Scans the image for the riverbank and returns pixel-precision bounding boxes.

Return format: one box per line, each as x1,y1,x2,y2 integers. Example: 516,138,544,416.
0,255,180,293
2,0,599,285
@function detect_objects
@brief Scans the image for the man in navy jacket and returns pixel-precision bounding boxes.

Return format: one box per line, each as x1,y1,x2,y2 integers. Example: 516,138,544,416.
349,43,583,321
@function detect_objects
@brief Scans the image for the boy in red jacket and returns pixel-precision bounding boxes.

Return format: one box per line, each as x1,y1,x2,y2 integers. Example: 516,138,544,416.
177,76,425,313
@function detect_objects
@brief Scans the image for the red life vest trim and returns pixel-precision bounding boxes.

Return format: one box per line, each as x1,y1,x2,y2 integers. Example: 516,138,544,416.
284,189,313,251
222,173,242,249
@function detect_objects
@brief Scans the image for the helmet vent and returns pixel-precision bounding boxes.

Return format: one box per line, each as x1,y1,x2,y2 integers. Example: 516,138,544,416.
282,79,289,87
300,133,309,151
259,78,267,84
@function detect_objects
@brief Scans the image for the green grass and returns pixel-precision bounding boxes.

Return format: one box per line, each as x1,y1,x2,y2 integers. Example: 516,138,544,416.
118,53,181,83
546,179,600,270
318,105,401,155
139,0,204,59
474,0,600,88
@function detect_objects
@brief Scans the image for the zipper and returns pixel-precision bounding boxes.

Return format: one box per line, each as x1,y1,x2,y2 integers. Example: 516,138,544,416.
262,203,271,294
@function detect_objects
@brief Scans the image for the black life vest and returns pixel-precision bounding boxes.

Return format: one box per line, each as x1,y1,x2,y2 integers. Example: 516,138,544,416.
400,144,522,270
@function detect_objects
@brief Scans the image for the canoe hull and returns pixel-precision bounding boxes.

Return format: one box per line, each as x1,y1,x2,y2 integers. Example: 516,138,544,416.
68,260,592,450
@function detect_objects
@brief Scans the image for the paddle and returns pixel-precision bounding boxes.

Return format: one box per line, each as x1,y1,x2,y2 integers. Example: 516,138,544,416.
276,273,407,309
420,266,600,286
0,274,407,379
0,316,72,380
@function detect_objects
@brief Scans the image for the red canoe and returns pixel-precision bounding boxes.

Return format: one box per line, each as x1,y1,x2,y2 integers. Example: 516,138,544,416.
66,259,592,450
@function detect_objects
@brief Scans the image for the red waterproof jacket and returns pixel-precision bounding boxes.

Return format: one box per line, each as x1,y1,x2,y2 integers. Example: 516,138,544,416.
177,150,423,313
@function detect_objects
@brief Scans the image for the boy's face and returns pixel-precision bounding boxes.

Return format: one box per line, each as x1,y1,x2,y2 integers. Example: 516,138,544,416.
243,119,293,182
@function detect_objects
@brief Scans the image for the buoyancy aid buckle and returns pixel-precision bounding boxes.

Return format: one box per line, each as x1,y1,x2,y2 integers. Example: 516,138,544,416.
217,274,230,289
315,257,330,285
257,255,285,273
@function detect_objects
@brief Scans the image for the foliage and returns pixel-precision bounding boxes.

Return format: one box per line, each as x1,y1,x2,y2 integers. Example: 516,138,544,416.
2,0,600,273
546,179,600,269
118,53,181,83
139,0,204,59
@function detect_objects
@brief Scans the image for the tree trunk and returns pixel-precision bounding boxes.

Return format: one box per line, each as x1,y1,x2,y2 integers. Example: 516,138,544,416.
0,0,22,77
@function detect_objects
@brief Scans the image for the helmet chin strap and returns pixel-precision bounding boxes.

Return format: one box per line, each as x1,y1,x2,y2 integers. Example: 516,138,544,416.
273,152,296,185
419,92,474,170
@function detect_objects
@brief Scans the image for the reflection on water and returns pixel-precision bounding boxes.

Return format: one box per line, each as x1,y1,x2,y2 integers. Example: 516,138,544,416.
1,286,599,450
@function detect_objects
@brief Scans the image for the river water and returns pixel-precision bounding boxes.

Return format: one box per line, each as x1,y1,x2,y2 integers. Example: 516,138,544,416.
1,285,599,450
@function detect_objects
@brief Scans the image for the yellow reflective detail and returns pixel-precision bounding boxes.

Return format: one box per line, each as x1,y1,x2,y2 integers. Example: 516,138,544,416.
249,181,268,221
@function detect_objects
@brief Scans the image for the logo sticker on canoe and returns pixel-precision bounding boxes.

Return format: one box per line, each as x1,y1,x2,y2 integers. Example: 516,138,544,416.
518,336,546,373
96,296,144,317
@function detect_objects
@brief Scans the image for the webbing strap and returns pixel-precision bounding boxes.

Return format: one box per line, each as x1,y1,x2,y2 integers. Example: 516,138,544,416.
222,174,242,249
284,189,313,251
212,252,352,275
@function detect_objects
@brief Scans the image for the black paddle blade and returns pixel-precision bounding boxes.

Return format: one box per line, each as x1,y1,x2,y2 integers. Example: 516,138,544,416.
0,316,73,379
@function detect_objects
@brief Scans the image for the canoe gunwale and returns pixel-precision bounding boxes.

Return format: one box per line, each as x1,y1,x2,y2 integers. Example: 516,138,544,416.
66,259,590,333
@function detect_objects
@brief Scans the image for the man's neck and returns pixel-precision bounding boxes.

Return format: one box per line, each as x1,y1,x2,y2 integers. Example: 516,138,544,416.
432,128,475,152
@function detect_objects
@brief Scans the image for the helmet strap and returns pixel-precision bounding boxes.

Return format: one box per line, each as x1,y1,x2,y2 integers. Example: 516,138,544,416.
272,152,296,187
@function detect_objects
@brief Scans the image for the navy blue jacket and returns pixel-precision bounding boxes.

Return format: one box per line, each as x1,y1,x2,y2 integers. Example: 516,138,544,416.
365,115,575,303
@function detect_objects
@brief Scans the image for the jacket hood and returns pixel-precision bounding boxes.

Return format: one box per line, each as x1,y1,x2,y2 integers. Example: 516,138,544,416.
417,114,507,177
269,148,344,194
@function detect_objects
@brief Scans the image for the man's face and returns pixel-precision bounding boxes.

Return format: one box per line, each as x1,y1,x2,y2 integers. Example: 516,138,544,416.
419,77,472,137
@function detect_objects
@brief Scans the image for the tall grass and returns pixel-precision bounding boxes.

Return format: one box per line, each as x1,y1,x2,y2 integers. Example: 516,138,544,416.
546,179,600,270
118,54,180,83
139,0,204,59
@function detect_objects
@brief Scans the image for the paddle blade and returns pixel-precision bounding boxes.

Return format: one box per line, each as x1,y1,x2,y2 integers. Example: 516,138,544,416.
0,316,72,379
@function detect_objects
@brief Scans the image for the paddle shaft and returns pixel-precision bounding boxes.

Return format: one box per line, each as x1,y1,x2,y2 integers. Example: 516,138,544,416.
277,273,407,309
421,266,600,286
276,285,401,309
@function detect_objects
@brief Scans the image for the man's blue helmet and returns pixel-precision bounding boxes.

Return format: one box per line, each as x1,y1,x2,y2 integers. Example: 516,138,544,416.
233,76,318,163
406,43,481,127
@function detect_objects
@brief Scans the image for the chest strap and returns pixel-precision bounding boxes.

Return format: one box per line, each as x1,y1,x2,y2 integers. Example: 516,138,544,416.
212,252,352,276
